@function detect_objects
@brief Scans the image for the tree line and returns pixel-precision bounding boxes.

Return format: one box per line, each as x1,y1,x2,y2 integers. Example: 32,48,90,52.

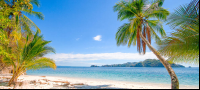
91,59,185,67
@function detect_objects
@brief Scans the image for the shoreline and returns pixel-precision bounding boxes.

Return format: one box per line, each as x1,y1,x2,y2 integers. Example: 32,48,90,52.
0,75,199,89
27,74,199,87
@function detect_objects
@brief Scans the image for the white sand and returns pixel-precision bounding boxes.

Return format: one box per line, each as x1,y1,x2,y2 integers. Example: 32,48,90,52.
0,75,199,89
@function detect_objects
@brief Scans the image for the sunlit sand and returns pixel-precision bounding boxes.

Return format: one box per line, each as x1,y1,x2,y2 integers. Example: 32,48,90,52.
0,75,198,89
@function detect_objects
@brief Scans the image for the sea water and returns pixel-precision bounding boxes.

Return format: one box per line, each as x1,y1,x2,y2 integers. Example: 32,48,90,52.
26,67,199,86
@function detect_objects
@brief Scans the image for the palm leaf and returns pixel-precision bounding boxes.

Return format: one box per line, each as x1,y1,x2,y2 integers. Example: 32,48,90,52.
158,0,199,64
26,57,56,70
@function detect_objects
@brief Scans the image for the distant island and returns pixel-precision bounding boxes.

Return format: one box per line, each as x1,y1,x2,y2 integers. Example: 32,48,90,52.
90,65,100,67
91,59,185,67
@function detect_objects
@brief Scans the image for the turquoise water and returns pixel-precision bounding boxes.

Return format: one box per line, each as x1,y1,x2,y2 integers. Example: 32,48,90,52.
27,67,199,86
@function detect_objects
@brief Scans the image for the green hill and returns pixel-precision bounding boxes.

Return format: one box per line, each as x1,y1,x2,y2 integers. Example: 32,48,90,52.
91,59,185,67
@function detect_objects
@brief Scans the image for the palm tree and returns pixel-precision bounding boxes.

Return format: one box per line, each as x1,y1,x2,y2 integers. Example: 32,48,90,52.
114,0,179,89
1,0,44,59
3,0,44,37
0,0,44,75
158,0,199,64
2,30,57,86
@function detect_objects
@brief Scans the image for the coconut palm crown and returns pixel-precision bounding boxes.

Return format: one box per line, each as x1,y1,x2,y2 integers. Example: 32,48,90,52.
114,0,169,54
114,0,180,89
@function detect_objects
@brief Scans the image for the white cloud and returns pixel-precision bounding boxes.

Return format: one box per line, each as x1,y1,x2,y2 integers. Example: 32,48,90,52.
45,52,163,62
93,35,102,41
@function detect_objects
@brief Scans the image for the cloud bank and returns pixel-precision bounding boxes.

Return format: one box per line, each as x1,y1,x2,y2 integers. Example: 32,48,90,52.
46,52,160,62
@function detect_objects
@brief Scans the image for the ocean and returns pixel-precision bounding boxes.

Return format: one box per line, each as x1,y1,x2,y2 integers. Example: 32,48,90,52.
26,66,199,86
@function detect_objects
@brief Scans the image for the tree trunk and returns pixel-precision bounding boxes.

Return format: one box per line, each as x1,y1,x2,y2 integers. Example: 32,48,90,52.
139,32,179,89
8,71,19,86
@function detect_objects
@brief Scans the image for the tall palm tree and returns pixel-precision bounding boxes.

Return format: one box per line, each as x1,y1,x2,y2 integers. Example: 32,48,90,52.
158,0,199,64
2,30,57,86
114,0,179,89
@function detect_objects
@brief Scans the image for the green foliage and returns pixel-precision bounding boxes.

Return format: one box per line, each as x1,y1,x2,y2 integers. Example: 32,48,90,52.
114,0,169,54
158,0,199,64
0,0,45,62
0,27,13,65
0,0,56,84
2,30,57,70
0,0,44,36
98,59,185,67
3,30,56,85
0,0,45,72
101,62,137,67
0,1,15,29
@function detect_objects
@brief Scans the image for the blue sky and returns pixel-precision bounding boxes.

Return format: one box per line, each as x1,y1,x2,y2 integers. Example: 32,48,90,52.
29,0,198,67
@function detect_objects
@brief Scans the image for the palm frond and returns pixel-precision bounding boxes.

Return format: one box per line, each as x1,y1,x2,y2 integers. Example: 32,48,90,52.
167,4,199,29
145,8,169,20
158,25,199,64
21,15,41,33
114,0,139,21
23,9,44,20
30,0,40,7
158,0,199,64
22,31,54,62
26,57,56,70
116,23,132,46
114,0,168,54
147,20,166,37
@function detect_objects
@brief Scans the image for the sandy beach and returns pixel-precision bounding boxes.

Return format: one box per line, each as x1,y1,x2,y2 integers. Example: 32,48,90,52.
0,74,199,89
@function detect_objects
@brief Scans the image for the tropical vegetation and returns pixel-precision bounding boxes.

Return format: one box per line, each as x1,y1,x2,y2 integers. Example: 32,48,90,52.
114,0,179,89
0,0,56,86
0,0,199,89
158,0,199,64
5,31,56,85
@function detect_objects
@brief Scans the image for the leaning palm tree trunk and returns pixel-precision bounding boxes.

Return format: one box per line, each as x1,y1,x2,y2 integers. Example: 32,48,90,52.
8,71,20,86
139,31,179,89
